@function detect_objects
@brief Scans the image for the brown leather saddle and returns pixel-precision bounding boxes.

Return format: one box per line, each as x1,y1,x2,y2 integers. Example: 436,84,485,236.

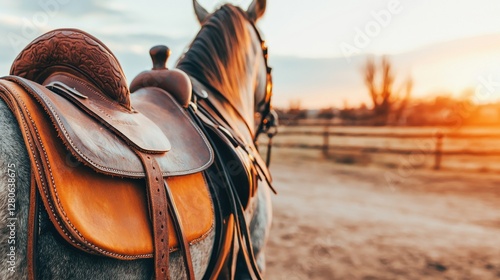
0,29,215,279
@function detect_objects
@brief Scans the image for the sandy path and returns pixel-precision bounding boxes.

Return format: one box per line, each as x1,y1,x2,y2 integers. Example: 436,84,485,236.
264,149,500,280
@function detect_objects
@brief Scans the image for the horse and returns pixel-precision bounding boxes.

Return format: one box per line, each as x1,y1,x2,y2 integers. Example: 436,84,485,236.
0,0,274,279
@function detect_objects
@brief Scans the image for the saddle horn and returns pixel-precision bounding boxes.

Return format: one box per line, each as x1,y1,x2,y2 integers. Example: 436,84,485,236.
193,0,209,24
247,0,267,22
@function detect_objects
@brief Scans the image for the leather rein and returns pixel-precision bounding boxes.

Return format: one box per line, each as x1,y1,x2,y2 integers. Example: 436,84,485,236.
250,18,278,167
184,13,277,280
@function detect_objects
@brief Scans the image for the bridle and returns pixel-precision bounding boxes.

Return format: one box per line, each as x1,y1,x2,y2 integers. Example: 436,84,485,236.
192,8,277,166
184,7,277,279
248,15,278,167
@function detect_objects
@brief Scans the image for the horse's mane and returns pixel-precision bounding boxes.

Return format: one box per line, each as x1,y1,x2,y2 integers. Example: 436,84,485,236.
177,5,254,108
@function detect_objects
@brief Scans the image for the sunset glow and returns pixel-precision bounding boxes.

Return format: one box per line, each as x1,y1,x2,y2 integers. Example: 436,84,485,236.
2,1,500,108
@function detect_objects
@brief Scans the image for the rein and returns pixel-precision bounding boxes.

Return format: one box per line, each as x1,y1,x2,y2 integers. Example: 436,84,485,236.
180,6,277,278
244,13,278,167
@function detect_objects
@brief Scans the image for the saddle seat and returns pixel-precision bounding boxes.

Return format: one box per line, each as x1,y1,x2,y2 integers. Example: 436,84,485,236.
2,29,215,259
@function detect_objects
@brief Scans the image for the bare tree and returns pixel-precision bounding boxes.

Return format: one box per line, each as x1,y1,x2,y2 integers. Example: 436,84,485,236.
392,77,413,124
363,56,412,125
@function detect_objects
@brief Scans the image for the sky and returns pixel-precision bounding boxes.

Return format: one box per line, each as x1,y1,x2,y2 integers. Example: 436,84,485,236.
2,0,500,108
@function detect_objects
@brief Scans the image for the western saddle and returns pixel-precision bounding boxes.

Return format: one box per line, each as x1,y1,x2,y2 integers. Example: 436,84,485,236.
0,29,217,279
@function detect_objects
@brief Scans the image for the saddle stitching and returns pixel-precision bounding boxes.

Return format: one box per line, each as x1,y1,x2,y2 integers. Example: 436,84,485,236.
62,75,131,113
8,81,151,258
3,85,96,254
15,86,110,253
10,77,144,177
132,86,215,176
18,76,213,177
6,79,216,259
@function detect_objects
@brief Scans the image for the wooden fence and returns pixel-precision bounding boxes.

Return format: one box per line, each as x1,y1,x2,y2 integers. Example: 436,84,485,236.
270,123,500,170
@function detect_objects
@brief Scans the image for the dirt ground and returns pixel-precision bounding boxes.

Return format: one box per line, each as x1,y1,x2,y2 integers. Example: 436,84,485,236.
264,148,500,280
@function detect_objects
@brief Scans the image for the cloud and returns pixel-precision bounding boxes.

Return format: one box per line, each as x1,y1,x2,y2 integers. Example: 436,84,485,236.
12,0,124,18
269,34,500,109
0,26,194,78
100,32,194,79
0,0,138,67
0,22,35,74
100,33,191,48
269,55,365,108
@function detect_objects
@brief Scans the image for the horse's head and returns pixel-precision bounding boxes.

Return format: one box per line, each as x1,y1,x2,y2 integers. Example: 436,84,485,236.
177,0,272,137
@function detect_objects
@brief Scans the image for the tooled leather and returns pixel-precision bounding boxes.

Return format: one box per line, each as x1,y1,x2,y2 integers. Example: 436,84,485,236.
10,29,131,109
0,80,215,259
6,76,213,178
4,27,216,279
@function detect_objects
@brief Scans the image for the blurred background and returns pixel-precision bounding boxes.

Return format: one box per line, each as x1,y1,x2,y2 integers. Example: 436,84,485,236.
1,0,500,279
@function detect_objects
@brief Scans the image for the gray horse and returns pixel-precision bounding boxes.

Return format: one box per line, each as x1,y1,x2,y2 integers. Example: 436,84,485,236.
0,1,273,279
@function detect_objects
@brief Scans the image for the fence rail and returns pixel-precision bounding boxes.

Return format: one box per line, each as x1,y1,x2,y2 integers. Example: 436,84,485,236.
278,131,500,139
271,124,500,170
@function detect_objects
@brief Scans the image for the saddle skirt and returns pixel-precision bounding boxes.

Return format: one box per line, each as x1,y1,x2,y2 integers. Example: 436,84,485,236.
0,29,215,259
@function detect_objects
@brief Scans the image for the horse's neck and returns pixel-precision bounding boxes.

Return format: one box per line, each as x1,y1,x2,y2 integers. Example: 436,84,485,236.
216,45,262,137
218,88,255,138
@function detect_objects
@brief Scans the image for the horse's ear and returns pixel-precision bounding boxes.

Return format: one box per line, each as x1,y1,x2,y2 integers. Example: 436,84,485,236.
193,0,209,24
247,0,267,22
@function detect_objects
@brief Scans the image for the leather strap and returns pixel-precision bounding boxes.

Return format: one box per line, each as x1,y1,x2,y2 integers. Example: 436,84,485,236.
211,139,262,280
164,182,195,280
1,79,196,279
0,81,43,280
136,152,169,280
189,109,235,280
27,173,39,280
43,75,171,154
189,106,263,280
214,147,262,280
139,153,196,280
195,102,276,194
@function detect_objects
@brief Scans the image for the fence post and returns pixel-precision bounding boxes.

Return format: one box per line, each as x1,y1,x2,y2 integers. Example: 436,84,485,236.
322,122,330,156
434,132,443,170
